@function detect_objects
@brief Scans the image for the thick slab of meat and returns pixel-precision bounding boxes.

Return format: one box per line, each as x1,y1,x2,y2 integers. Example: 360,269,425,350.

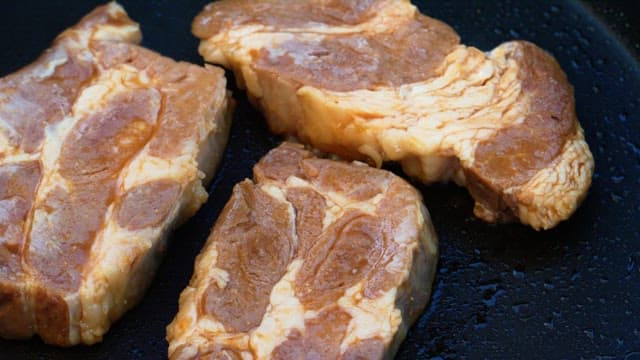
0,3,232,345
193,0,594,230
167,142,438,360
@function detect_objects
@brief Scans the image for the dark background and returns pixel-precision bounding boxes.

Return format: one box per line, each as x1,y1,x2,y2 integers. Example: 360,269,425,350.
0,1,639,359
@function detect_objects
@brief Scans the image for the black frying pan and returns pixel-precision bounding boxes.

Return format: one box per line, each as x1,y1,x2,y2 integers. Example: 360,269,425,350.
1,1,639,358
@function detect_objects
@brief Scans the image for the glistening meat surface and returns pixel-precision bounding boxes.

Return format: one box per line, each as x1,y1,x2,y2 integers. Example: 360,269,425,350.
166,142,438,360
193,0,594,230
0,2,232,345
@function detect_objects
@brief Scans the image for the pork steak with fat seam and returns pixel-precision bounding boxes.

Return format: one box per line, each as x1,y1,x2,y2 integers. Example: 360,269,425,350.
0,2,232,345
193,0,594,230
167,142,438,360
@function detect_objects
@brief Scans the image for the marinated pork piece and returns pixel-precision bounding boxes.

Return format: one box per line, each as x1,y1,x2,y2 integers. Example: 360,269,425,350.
167,142,438,360
193,0,595,230
0,3,232,345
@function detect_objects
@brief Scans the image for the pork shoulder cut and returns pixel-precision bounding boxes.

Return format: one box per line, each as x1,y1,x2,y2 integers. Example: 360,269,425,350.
167,142,438,360
0,2,232,345
193,0,594,230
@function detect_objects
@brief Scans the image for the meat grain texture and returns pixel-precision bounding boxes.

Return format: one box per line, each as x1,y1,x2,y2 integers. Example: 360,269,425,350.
193,0,595,230
167,142,438,360
0,3,232,345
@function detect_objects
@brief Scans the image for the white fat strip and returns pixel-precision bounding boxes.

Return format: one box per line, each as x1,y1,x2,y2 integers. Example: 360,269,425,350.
338,282,402,354
250,259,306,359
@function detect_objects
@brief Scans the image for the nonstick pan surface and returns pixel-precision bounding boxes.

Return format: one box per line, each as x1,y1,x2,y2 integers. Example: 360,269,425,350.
1,1,639,359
